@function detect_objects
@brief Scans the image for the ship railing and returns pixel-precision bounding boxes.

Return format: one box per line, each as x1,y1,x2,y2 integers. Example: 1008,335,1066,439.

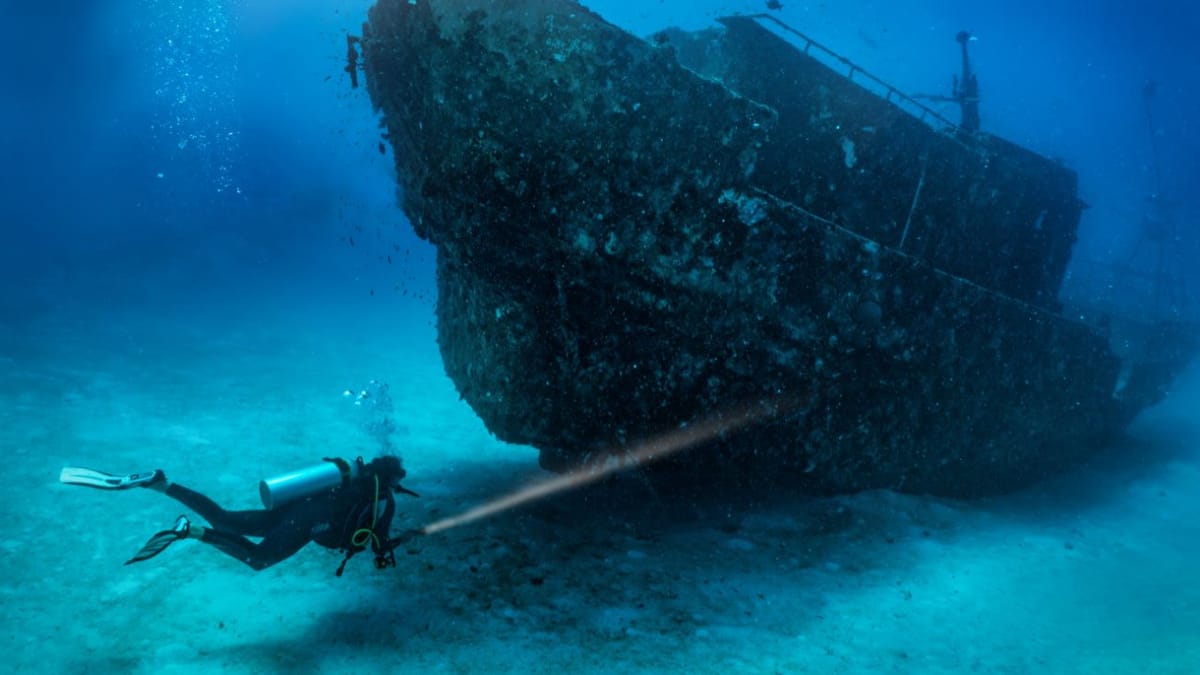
746,13,961,134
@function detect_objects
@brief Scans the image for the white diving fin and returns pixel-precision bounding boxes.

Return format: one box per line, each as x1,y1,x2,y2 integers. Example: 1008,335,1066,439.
59,466,161,490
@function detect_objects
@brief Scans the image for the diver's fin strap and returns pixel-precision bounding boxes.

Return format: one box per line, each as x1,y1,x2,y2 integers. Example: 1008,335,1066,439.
60,467,158,490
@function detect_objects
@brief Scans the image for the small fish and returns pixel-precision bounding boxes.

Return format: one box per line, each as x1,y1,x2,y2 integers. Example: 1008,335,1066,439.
348,236,356,247
767,0,783,10
378,141,386,155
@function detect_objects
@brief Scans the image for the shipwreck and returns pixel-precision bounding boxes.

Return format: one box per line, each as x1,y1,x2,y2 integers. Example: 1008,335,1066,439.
360,0,1195,497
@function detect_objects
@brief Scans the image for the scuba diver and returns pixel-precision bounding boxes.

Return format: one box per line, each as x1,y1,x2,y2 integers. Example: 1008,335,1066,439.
60,456,419,576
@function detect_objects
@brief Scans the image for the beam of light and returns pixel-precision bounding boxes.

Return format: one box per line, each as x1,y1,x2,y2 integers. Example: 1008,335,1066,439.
419,396,797,536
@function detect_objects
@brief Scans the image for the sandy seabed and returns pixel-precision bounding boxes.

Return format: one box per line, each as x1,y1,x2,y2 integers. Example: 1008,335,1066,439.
3,297,1198,675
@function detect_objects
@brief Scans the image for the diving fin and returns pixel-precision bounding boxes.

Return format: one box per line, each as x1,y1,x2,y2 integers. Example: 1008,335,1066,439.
126,515,191,565
59,466,162,490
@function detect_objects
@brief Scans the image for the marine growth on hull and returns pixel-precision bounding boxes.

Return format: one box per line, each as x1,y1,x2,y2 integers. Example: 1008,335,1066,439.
358,0,1196,497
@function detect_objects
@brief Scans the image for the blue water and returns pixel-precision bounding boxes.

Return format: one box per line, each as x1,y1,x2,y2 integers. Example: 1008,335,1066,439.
2,1,1198,672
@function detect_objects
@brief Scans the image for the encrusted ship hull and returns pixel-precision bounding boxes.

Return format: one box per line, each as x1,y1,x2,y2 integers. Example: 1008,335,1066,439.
361,0,1188,496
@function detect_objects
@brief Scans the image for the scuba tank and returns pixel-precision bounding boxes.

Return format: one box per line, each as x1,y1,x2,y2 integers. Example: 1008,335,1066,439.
259,457,360,509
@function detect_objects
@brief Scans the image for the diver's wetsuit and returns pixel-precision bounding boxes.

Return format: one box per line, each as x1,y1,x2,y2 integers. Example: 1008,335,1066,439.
164,479,395,571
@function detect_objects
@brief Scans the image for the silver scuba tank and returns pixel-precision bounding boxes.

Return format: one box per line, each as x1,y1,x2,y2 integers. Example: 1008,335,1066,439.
259,458,359,509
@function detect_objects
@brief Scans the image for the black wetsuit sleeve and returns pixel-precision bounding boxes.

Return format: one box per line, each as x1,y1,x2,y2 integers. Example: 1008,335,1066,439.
381,527,423,552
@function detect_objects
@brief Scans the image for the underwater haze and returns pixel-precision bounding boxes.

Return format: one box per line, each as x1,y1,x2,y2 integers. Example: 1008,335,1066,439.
2,0,1199,673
